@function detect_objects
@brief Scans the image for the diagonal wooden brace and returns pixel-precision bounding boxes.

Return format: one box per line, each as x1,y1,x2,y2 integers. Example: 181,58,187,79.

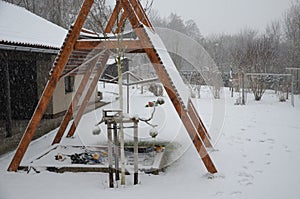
52,52,103,145
66,53,110,138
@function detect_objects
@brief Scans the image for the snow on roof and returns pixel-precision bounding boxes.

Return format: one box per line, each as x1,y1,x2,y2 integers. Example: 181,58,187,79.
0,0,67,49
144,26,190,107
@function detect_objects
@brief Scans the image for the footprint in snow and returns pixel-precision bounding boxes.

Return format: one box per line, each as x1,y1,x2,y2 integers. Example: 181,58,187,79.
214,191,224,197
238,178,253,186
284,145,291,152
255,170,263,174
230,191,242,196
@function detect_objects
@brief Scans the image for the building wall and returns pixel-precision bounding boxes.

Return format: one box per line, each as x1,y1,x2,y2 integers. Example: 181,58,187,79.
0,50,38,120
51,74,98,117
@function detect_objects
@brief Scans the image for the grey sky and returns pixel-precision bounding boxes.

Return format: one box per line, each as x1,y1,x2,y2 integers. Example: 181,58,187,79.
149,0,292,36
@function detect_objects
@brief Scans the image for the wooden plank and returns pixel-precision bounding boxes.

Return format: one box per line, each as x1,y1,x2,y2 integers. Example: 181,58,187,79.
66,53,110,138
52,53,103,145
129,0,153,29
120,0,141,29
187,100,213,148
74,39,147,51
7,0,95,172
104,0,121,33
115,10,128,33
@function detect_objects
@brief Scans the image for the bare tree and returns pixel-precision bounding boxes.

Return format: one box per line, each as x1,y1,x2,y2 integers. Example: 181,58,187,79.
284,0,300,68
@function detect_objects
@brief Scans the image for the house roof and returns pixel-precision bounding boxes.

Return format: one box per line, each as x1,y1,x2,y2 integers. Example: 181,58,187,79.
0,0,67,50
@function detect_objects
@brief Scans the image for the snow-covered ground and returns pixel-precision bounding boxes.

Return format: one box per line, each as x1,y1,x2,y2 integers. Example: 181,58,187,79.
1,84,300,199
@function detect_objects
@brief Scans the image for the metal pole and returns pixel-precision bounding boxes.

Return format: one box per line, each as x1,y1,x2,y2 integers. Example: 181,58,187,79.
133,120,138,185
127,73,129,113
292,75,295,107
107,122,114,188
113,122,120,181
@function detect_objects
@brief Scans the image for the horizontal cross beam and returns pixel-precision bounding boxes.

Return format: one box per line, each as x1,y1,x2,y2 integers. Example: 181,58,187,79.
74,39,150,51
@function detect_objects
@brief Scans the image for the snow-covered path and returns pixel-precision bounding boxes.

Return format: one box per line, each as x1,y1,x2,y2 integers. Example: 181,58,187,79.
1,86,300,199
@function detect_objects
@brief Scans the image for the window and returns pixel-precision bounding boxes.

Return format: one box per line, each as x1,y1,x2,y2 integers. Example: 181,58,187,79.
65,76,74,93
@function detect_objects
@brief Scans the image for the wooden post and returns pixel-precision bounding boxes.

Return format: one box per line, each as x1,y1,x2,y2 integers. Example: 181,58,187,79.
115,10,128,33
4,55,12,138
113,122,120,181
241,72,245,105
133,120,138,185
7,0,94,172
129,0,153,29
107,122,114,188
66,53,109,138
52,53,102,145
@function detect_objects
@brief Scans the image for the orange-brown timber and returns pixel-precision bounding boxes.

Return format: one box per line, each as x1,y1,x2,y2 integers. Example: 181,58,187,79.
104,0,121,33
74,40,148,51
187,100,213,148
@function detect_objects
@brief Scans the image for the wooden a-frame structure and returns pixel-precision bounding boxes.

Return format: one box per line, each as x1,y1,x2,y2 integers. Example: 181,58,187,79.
8,0,217,174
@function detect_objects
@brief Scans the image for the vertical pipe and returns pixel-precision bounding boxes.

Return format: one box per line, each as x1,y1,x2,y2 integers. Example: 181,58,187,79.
107,122,114,188
113,122,120,181
133,120,138,185
127,73,130,113
292,75,295,107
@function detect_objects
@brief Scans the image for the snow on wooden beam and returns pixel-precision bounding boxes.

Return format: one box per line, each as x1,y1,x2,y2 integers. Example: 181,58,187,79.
128,0,153,29
187,100,213,148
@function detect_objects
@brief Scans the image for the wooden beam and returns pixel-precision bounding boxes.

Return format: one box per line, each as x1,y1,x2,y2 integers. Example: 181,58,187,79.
74,39,148,51
52,52,103,145
115,10,128,33
187,100,213,148
7,0,94,172
66,53,110,138
104,0,121,33
188,99,211,139
129,0,153,29
149,50,217,173
120,0,141,29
